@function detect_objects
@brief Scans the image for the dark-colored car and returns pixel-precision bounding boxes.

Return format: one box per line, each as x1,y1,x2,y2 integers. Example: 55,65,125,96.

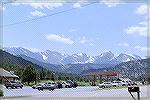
55,82,63,88
5,81,23,89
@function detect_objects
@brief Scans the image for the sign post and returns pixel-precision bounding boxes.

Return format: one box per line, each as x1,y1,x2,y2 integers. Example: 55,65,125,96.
128,86,140,100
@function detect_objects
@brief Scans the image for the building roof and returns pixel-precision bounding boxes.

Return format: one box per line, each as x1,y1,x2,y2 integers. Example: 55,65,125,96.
117,78,132,81
0,68,19,78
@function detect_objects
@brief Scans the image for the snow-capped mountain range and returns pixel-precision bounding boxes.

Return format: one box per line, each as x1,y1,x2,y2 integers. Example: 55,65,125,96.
3,47,142,65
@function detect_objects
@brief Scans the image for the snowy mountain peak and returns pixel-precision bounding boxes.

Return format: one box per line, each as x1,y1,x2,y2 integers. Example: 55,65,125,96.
41,54,48,60
77,53,83,56
3,47,142,65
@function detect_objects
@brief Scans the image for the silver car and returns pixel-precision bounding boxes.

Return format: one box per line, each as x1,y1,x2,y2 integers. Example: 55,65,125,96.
99,82,112,88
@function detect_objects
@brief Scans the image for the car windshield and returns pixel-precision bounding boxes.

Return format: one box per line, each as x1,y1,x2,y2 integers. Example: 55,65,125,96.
66,81,73,83
104,82,111,84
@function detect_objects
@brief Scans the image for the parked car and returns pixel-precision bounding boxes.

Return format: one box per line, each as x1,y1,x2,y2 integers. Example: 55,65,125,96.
62,80,78,88
112,81,128,87
129,81,137,86
62,81,70,88
99,82,112,88
5,81,23,89
55,82,63,88
32,83,43,89
68,80,78,88
36,82,56,91
46,82,57,88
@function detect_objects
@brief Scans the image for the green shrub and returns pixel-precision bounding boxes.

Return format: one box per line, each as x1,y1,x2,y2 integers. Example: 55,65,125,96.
0,89,3,97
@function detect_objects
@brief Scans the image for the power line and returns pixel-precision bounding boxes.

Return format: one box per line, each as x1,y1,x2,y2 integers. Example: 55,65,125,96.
1,2,95,27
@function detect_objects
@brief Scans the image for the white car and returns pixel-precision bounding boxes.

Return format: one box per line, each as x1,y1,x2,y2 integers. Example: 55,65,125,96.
62,81,71,88
99,82,112,88
112,81,128,87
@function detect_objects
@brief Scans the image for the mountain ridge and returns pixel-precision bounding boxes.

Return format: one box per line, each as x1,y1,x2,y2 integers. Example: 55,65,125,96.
4,47,142,65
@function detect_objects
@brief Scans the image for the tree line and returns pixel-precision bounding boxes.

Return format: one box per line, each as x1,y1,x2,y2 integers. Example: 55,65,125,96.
2,63,88,85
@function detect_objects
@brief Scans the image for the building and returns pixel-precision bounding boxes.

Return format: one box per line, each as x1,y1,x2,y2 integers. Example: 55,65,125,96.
82,71,119,86
0,68,19,84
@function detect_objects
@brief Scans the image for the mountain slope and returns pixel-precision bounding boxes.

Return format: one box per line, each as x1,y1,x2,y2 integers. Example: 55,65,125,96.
0,49,43,70
40,50,64,64
66,63,115,74
82,58,150,80
18,54,64,72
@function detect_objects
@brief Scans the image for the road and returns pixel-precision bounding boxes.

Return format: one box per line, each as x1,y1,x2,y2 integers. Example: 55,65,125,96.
1,85,150,100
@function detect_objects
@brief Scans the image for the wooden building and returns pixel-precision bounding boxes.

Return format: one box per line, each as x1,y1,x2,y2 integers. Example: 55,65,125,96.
0,68,19,84
82,71,119,86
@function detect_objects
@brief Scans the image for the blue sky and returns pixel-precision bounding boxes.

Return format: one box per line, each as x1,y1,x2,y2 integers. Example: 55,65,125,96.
2,1,149,57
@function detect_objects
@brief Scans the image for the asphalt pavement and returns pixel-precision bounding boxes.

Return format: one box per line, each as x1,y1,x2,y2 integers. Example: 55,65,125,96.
1,85,150,100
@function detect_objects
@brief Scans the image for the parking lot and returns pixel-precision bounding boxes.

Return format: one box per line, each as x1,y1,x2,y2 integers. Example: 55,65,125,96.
1,85,150,100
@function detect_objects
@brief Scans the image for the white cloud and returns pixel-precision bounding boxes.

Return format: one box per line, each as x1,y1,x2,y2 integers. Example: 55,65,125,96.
72,0,122,8
135,46,150,52
72,0,88,8
73,3,81,8
125,4,149,37
125,24,147,37
46,34,74,44
79,36,94,46
12,3,63,10
135,5,147,15
30,10,46,17
100,0,122,7
118,43,129,47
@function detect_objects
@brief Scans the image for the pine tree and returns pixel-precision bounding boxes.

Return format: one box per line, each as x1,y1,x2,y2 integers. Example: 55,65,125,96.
40,68,46,80
21,64,37,85
51,73,55,81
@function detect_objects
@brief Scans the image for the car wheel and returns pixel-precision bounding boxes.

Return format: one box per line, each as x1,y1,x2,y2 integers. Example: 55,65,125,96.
11,87,14,89
102,86,105,88
50,88,55,91
113,85,116,87
37,88,41,91
6,86,8,89
65,85,69,88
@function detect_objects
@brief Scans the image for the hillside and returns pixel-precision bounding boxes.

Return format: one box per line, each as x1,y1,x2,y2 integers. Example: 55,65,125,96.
82,58,150,80
0,49,43,70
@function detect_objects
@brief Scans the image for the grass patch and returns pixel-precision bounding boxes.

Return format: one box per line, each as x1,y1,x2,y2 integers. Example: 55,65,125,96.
104,86,128,90
77,81,91,86
103,84,146,90
0,89,3,97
